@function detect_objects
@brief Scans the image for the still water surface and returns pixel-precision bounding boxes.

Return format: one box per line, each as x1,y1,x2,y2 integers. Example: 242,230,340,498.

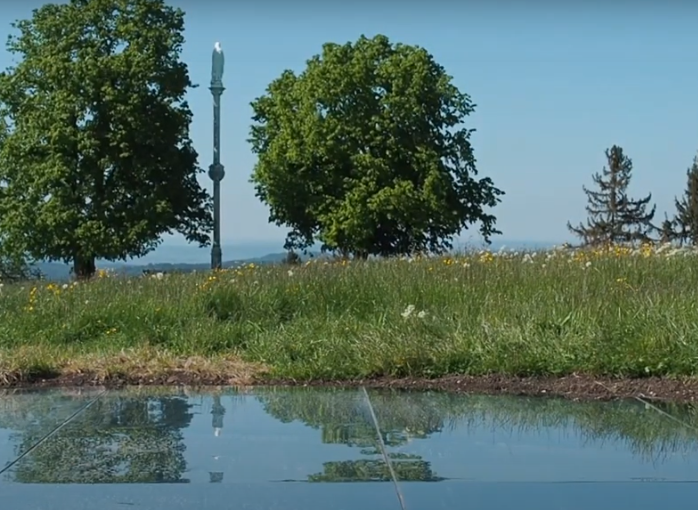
0,387,696,509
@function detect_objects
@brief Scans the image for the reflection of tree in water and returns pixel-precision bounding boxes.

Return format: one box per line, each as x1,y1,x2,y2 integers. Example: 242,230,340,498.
3,387,696,484
1,391,193,483
256,388,446,482
256,388,698,481
359,391,698,467
443,396,698,465
308,458,443,482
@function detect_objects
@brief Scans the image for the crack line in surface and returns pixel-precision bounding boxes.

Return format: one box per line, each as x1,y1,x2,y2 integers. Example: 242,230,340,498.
0,389,107,476
634,395,698,432
361,386,407,510
594,380,698,432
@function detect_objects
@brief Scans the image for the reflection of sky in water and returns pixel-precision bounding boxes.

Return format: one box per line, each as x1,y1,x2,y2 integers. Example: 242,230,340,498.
172,391,698,484
383,419,697,482
180,394,373,483
0,389,697,486
1,389,697,510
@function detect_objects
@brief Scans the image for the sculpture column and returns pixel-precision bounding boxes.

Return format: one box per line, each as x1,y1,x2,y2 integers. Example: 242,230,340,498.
209,42,225,270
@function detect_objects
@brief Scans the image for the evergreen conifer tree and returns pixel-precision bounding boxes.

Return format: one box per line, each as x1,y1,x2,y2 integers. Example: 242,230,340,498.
673,154,698,246
568,145,655,246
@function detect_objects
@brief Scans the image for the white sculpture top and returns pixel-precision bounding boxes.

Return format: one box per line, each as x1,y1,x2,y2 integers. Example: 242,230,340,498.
212,42,224,84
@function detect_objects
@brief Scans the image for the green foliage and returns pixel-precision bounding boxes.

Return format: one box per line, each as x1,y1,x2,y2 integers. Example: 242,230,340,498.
2,248,698,382
672,154,698,246
0,113,34,281
0,249,38,282
568,145,656,246
0,0,212,279
249,34,503,257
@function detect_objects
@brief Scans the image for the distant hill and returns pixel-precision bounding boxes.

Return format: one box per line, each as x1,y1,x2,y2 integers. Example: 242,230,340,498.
30,239,560,281
34,251,302,281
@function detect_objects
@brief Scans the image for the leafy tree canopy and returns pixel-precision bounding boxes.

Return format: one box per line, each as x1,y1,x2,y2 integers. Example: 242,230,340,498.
249,34,503,258
0,0,212,279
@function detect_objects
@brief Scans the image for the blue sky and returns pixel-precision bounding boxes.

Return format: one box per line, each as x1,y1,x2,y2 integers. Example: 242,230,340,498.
1,2,698,256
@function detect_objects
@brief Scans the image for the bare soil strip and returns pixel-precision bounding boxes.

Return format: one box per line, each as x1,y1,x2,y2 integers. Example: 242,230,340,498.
3,371,697,403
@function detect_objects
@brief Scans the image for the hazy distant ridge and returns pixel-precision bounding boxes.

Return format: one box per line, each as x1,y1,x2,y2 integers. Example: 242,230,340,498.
31,239,556,281
35,251,293,281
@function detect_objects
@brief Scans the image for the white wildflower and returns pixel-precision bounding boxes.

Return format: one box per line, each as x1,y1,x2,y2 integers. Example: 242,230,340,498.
62,283,69,290
585,261,592,268
522,254,533,264
287,270,294,277
417,310,427,319
401,305,415,319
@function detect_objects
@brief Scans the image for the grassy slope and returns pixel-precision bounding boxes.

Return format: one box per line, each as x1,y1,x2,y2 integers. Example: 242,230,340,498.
1,244,697,384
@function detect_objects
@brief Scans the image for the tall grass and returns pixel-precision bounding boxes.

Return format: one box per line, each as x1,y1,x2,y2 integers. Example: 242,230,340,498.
1,244,698,381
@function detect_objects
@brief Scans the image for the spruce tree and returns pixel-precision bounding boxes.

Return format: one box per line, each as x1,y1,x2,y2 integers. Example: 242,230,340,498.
673,154,698,246
568,145,656,246
658,214,678,244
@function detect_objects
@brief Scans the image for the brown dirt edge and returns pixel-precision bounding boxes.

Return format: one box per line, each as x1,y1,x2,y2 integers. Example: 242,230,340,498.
3,371,698,403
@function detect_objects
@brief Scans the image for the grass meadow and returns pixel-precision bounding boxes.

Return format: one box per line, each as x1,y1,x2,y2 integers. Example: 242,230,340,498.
1,243,697,384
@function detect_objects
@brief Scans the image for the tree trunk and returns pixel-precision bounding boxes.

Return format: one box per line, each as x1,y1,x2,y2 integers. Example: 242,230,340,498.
73,253,96,280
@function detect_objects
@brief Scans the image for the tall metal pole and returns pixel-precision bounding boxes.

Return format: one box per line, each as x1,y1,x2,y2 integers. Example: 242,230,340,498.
209,42,225,270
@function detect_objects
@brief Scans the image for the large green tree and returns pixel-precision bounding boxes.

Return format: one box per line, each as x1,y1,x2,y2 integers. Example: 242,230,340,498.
672,154,698,246
568,145,655,246
248,34,503,258
0,0,211,279
0,114,37,281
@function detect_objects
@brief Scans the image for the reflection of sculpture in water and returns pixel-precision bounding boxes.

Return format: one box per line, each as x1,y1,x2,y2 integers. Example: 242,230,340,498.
212,394,226,437
208,394,226,483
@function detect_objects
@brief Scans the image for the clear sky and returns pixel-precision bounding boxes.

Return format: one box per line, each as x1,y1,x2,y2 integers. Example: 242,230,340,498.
1,1,697,250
